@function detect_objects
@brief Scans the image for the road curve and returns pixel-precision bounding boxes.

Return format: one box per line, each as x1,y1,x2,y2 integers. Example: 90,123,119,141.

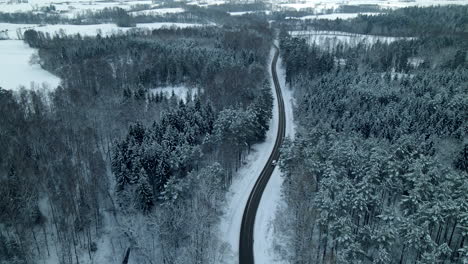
239,45,286,264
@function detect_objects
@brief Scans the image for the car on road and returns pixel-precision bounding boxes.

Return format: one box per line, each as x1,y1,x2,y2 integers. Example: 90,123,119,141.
271,160,277,166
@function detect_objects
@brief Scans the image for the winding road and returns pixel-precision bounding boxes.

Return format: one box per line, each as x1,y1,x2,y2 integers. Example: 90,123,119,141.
239,45,286,264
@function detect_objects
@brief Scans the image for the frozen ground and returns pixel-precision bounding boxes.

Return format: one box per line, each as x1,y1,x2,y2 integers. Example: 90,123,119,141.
218,47,279,264
290,30,414,49
0,22,208,39
254,42,295,264
0,40,60,91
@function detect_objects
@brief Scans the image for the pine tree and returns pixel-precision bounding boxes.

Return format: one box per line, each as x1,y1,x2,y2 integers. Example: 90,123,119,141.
136,168,154,213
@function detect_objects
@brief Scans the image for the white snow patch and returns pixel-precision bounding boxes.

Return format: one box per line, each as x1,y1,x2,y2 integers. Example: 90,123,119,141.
254,42,296,264
0,23,37,39
287,12,383,20
149,86,199,102
228,10,270,16
218,47,280,264
408,57,424,68
0,40,60,91
290,30,414,49
186,0,226,6
129,7,185,16
228,11,256,16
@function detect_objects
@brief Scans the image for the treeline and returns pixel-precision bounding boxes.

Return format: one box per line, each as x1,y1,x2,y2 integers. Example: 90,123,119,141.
280,25,466,76
279,31,334,82
0,7,202,25
1,22,273,264
285,5,468,37
274,7,467,264
0,11,63,24
330,36,466,72
336,4,383,13
0,4,269,26
23,25,271,109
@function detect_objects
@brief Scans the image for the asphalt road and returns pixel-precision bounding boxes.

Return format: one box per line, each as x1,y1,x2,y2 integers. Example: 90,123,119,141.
239,45,286,264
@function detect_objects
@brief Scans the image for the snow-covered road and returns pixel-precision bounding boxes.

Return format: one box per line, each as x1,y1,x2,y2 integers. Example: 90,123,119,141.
254,45,296,264
218,43,295,264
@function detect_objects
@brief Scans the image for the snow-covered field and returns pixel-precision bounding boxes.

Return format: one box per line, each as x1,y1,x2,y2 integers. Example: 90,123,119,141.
287,12,382,20
0,40,60,91
275,0,468,12
186,0,226,7
290,30,414,49
0,22,208,39
0,0,155,17
254,44,295,264
277,2,339,12
129,7,185,16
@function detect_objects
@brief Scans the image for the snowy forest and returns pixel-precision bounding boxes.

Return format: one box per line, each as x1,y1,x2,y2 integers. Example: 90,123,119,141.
275,5,467,264
0,2,467,264
1,17,273,263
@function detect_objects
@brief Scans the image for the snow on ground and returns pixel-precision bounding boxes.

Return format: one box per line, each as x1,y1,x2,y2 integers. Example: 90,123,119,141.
228,10,270,16
287,12,382,20
0,40,60,91
218,47,279,264
186,0,226,7
277,2,339,12
408,57,424,68
0,0,154,16
0,22,37,39
149,86,199,103
0,22,208,39
218,43,296,264
254,42,295,264
32,22,204,36
290,30,414,49
228,10,271,16
274,0,468,12
129,7,185,16
228,11,256,16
